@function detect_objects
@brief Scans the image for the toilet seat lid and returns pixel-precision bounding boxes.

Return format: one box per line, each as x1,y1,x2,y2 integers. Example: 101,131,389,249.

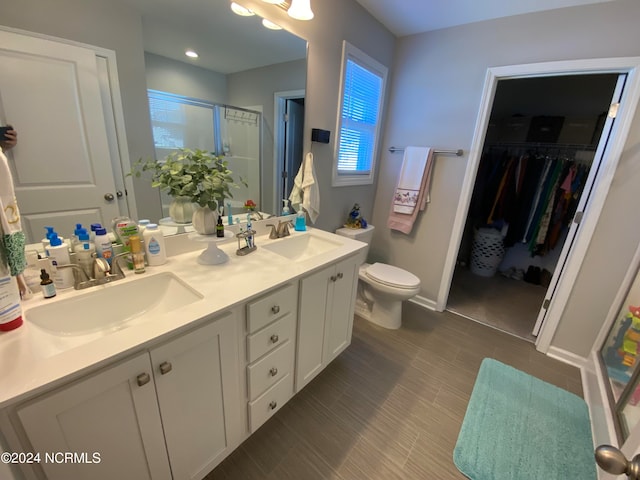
365,263,420,289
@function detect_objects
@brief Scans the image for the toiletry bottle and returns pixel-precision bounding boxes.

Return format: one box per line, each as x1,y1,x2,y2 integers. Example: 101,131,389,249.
295,210,307,231
23,250,42,294
74,232,96,278
143,223,167,266
94,227,114,265
129,235,145,274
216,216,225,238
46,233,74,289
41,226,64,251
227,203,233,225
71,223,85,250
0,275,23,331
282,199,290,216
89,223,102,242
40,269,56,299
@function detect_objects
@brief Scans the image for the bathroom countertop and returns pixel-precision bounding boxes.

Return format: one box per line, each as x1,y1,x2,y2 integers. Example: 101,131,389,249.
0,227,366,408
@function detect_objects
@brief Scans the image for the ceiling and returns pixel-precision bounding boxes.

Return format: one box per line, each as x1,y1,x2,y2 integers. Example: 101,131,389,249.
352,0,617,37
117,0,617,73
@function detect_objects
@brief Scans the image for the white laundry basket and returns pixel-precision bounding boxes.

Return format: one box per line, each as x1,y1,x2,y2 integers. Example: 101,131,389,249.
470,228,505,277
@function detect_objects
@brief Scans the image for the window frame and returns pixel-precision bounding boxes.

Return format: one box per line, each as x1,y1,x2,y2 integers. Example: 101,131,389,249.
332,41,388,187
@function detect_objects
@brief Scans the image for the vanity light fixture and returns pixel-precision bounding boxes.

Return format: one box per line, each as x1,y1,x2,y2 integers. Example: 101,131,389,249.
185,50,199,58
230,2,255,16
262,19,283,30
261,0,314,21
286,0,314,21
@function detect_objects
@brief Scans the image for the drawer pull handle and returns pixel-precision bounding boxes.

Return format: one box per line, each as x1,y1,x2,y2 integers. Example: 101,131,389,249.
337,272,344,279
271,305,280,314
269,367,278,376
159,361,173,375
269,401,277,410
270,334,279,343
136,373,151,387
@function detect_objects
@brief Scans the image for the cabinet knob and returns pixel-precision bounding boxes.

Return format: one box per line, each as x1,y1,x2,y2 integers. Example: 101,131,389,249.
269,367,278,377
270,334,279,344
159,361,173,375
330,275,337,282
269,401,277,410
337,272,344,279
271,305,280,314
136,372,151,387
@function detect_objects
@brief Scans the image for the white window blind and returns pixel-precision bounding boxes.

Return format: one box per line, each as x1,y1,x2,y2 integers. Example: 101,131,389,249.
333,42,387,187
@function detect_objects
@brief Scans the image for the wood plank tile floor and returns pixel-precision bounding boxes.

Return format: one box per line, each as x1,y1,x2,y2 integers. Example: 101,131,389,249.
207,302,583,479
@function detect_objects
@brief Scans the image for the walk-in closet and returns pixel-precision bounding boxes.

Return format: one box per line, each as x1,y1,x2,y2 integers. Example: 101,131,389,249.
447,74,620,342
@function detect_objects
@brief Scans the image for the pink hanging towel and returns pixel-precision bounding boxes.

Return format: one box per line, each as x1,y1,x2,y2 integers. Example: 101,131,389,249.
387,146,433,234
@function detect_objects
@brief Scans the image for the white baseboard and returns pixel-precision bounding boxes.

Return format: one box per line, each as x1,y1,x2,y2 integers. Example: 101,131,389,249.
409,294,437,311
546,345,589,369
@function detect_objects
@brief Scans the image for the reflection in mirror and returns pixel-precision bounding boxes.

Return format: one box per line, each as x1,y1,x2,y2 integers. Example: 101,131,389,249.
147,90,262,224
134,0,308,226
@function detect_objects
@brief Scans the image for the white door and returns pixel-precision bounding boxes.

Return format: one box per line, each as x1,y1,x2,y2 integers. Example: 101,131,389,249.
532,73,627,336
0,29,120,243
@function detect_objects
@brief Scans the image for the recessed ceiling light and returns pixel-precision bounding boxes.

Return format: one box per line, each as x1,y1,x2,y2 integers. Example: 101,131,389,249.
230,2,255,16
262,19,283,30
185,50,199,58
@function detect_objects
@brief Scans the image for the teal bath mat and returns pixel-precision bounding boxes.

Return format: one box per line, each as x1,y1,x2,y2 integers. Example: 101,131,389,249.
453,358,596,480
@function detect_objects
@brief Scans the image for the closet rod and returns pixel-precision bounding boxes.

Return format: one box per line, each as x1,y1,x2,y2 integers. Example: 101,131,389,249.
388,146,464,156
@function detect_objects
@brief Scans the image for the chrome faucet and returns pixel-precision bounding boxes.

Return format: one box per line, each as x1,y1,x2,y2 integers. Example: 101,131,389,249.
57,254,127,290
267,220,293,239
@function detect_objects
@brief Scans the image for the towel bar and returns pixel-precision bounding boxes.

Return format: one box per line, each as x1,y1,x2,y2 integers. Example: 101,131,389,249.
388,147,463,156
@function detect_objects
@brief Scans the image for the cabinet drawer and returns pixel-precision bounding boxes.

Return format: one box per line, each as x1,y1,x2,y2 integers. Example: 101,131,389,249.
247,312,295,363
247,340,293,401
248,373,293,433
247,283,297,334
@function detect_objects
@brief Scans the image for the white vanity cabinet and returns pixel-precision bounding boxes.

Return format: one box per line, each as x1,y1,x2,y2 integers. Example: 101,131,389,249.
15,311,242,480
245,283,297,432
295,255,359,391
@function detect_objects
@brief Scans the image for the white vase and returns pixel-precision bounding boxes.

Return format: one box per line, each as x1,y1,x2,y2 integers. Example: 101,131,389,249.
192,206,219,235
169,196,196,224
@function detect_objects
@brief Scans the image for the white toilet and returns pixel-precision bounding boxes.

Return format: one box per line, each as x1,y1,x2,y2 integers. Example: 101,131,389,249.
335,225,421,330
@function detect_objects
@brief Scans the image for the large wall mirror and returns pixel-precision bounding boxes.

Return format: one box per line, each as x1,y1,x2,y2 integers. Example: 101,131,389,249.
1,0,307,244
129,0,308,224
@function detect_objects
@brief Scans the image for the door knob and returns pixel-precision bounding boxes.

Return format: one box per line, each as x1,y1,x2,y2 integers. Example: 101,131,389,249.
104,193,115,201
116,190,123,198
595,444,640,479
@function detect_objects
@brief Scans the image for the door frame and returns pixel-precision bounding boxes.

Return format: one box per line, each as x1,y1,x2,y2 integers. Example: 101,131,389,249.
273,89,305,214
437,57,640,353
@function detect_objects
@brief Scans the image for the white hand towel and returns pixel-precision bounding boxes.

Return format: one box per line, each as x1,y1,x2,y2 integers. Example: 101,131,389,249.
301,152,320,223
289,156,304,206
0,148,26,276
392,146,432,214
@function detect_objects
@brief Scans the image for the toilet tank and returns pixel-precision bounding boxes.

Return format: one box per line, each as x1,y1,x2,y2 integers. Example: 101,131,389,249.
335,225,375,258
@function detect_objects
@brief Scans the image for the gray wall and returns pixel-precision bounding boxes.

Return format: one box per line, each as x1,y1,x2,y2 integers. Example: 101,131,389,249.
370,0,640,357
144,52,228,103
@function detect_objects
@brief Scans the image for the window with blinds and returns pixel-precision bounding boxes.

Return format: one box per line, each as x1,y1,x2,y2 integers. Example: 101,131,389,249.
333,41,388,187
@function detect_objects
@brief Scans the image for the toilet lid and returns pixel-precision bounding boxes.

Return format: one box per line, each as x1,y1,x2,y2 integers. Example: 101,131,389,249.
365,263,420,289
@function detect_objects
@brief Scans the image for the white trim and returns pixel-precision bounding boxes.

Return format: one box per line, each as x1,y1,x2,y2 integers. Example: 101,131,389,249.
546,346,588,369
332,41,388,187
408,294,438,311
437,57,640,355
273,89,305,214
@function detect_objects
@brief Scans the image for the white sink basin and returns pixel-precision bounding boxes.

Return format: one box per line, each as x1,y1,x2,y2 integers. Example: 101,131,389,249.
262,233,342,261
26,272,203,336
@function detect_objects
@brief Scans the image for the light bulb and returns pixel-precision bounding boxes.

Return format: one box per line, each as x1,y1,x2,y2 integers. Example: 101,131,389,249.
262,18,282,30
185,50,199,58
288,0,314,21
230,2,255,16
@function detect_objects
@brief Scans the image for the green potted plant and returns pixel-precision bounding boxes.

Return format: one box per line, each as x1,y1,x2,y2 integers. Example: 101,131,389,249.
131,148,239,233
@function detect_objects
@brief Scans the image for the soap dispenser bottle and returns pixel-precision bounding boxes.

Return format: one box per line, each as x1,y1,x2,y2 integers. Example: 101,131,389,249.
295,210,307,231
282,199,290,216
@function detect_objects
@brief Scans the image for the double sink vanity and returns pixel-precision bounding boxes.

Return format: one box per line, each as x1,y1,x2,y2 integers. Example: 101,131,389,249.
0,223,367,480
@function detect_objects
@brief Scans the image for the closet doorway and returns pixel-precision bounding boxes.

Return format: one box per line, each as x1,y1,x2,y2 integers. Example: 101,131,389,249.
447,73,621,343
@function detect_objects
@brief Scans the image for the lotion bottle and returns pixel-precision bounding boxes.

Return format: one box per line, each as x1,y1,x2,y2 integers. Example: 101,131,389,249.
0,275,23,331
143,224,167,266
94,227,114,265
74,232,96,278
46,233,74,289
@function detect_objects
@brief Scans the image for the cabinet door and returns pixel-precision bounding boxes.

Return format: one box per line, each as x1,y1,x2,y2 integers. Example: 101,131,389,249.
151,312,241,480
295,264,331,392
17,353,171,480
324,257,358,363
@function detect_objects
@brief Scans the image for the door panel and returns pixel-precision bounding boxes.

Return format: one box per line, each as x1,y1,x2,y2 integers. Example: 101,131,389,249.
0,30,120,242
